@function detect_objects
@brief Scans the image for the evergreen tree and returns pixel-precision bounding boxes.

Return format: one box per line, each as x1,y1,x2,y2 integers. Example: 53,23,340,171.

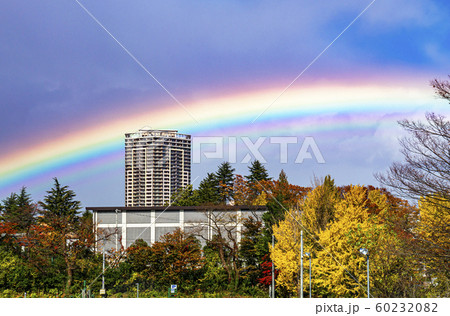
246,160,271,183
0,193,19,220
215,162,235,204
39,178,81,224
262,170,290,232
197,173,220,204
17,187,32,208
0,187,36,232
170,185,201,206
278,169,288,187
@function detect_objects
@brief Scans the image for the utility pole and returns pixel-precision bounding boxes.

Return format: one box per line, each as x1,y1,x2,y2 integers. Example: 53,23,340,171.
272,234,275,298
136,283,139,298
300,230,303,298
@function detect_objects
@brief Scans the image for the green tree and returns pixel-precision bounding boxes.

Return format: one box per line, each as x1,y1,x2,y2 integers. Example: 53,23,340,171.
0,245,37,293
125,239,152,290
246,160,271,183
238,215,265,287
199,247,228,292
39,178,80,222
215,162,235,204
197,173,220,204
170,185,201,206
0,187,36,233
127,239,151,274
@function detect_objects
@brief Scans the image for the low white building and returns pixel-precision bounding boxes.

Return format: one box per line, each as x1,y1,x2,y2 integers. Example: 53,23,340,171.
87,205,267,252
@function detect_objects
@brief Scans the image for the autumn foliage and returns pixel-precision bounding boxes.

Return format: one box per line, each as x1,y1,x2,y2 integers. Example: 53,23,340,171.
1,156,448,297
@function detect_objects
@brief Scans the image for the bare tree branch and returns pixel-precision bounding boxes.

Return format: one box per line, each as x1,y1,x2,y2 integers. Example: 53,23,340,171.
375,112,450,210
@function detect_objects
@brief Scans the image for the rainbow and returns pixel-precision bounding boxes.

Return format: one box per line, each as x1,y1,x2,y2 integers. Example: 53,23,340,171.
0,80,441,198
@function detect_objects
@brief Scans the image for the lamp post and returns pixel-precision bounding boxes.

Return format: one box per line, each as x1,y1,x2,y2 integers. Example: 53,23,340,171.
305,252,311,298
300,230,303,298
101,251,106,298
359,248,369,298
272,234,275,298
115,209,121,252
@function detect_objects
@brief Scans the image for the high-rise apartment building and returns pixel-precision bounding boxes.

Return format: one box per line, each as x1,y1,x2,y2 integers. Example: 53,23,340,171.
125,129,191,206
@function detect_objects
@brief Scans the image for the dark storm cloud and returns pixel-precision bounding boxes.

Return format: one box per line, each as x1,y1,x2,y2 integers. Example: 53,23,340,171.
0,0,448,153
1,1,447,126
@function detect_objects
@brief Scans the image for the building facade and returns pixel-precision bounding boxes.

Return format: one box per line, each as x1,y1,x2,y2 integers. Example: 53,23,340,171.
125,129,191,206
88,206,267,252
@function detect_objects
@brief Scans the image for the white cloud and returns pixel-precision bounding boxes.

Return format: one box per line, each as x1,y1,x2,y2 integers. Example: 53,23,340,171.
363,0,443,30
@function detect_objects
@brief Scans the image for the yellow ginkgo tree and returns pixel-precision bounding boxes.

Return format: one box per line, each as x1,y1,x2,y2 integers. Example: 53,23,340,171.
312,185,383,297
270,177,338,296
416,195,450,295
271,208,303,295
271,184,419,297
300,175,339,245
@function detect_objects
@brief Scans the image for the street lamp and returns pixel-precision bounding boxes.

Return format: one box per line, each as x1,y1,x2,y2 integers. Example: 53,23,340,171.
101,251,106,298
305,252,312,298
272,234,275,298
300,230,303,298
359,248,369,298
115,209,121,252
